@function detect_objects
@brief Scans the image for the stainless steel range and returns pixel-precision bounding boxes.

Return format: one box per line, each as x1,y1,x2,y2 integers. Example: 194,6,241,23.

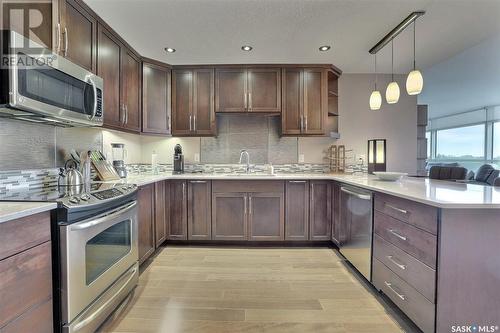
0,183,139,333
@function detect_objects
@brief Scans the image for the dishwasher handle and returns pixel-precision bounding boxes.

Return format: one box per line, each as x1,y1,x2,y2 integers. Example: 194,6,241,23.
340,186,372,200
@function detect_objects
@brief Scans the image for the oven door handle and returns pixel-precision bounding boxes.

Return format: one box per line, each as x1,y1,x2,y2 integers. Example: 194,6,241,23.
72,265,138,331
70,201,137,231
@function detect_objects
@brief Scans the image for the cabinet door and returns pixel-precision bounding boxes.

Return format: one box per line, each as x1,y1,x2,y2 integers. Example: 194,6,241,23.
187,180,212,240
172,69,193,135
193,69,215,135
303,69,327,135
281,68,303,135
309,180,332,240
285,180,309,240
97,24,122,128
212,192,247,240
247,68,281,113
331,182,340,245
122,49,141,132
59,0,97,72
168,180,187,240
215,68,247,113
154,181,167,248
143,62,171,135
138,184,155,264
248,192,284,241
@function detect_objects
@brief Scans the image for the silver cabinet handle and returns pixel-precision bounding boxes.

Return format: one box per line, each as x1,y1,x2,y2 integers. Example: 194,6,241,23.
120,104,124,124
244,195,247,216
304,115,308,130
340,187,372,200
56,23,61,53
385,203,408,215
244,93,248,111
193,114,196,131
384,281,406,301
388,229,407,241
248,92,252,111
63,27,69,56
190,180,206,183
125,105,129,125
248,195,252,216
300,115,304,132
387,255,407,270
189,115,192,131
73,265,137,331
289,180,307,183
182,182,186,196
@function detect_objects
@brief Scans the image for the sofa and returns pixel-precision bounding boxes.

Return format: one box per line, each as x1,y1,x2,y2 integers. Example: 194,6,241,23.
428,163,500,186
464,164,500,186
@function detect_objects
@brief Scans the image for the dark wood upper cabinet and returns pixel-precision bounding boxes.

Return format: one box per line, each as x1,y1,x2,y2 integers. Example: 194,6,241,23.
187,180,212,240
309,180,332,240
215,67,281,114
59,0,97,72
285,180,309,241
247,68,281,113
248,192,284,241
172,68,215,136
168,180,188,240
142,61,171,135
138,183,155,264
121,49,141,132
282,67,328,136
154,181,167,248
215,68,247,113
97,24,122,129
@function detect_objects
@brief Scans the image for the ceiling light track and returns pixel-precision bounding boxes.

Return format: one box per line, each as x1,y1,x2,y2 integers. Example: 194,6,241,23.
369,11,425,55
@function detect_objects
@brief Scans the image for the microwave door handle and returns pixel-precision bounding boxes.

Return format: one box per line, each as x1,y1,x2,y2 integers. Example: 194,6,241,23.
87,77,98,120
70,201,137,231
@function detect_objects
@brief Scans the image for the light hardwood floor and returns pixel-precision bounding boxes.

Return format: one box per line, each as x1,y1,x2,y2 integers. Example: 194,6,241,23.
99,247,404,333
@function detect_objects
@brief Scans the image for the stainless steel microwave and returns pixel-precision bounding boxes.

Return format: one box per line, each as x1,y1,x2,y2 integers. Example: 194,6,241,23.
0,30,103,127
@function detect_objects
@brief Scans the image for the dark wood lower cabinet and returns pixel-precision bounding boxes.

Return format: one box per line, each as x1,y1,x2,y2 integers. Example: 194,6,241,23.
331,182,340,245
0,211,53,332
285,180,309,241
212,192,247,240
248,192,284,241
168,180,188,240
154,181,167,248
138,183,155,264
188,180,212,240
309,180,332,240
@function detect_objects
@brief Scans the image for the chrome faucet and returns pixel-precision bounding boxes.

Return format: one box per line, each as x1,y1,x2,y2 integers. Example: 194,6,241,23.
239,149,251,173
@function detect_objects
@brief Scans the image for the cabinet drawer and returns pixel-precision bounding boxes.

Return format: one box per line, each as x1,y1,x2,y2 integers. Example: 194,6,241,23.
374,211,437,269
0,241,52,327
374,193,438,235
212,180,284,193
0,212,51,261
373,234,436,302
373,259,435,333
1,298,53,333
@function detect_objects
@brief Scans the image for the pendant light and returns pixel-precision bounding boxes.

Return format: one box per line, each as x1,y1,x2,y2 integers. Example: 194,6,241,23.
386,40,400,104
369,54,382,110
406,20,424,95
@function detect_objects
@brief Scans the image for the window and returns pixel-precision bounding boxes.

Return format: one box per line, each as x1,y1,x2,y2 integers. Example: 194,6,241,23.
436,124,485,160
494,122,500,159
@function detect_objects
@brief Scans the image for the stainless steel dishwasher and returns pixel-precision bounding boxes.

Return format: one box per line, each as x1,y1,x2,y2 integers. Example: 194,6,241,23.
338,185,373,281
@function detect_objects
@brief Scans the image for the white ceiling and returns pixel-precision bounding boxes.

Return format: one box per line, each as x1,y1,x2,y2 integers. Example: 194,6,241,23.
85,0,500,73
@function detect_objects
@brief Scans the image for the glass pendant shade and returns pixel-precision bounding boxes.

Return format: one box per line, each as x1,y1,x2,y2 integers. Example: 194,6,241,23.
369,90,382,110
386,81,400,104
406,69,423,95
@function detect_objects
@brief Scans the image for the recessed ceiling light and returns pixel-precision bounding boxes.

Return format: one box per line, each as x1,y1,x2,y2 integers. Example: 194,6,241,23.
319,45,331,52
164,47,176,53
241,45,253,51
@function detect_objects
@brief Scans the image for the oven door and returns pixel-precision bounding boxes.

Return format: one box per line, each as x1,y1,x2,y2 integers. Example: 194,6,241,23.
60,201,138,324
5,30,103,126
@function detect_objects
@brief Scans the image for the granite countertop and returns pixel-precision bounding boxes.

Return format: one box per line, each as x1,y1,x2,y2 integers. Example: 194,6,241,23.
104,172,500,209
0,202,57,224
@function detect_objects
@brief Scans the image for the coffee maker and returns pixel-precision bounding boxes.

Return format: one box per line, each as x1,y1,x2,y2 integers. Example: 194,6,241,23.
173,144,184,173
111,143,127,178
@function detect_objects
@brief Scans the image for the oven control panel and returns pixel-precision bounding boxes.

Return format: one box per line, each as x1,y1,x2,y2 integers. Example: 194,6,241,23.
62,184,137,207
92,188,123,200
